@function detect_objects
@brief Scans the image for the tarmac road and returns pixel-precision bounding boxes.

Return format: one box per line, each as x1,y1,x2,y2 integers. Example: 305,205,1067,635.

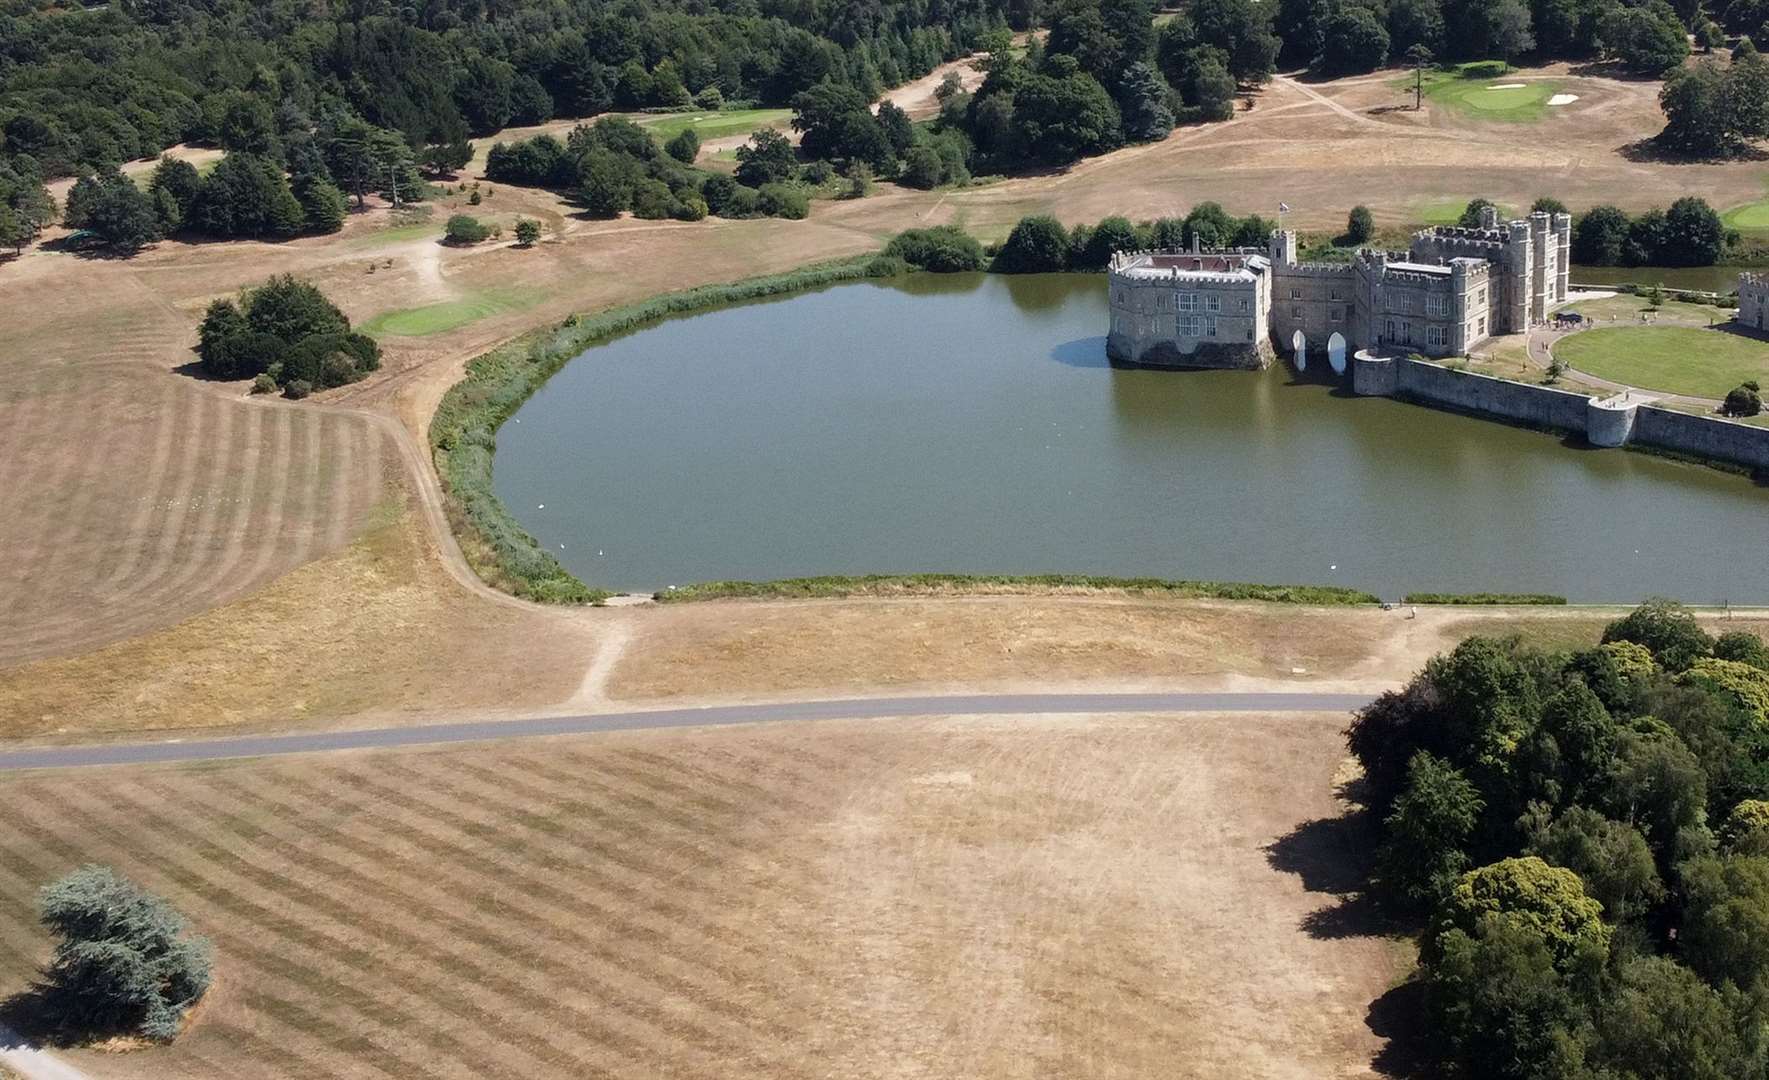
0,692,1376,772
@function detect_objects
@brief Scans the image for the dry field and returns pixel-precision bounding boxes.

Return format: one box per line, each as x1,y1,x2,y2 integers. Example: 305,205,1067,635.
1,60,1763,723
0,711,1402,1079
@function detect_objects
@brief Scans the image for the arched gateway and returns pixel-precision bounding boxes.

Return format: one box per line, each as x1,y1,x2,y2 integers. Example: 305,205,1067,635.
1328,332,1347,375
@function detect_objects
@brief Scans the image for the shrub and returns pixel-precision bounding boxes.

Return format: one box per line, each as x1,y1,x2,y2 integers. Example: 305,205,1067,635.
250,372,278,394
757,182,808,219
35,866,211,1043
630,178,675,219
992,214,1071,273
1723,383,1763,416
1602,598,1713,671
1715,631,1769,670
883,226,986,272
468,188,482,205
664,127,701,164
514,218,541,247
444,213,490,244
283,379,313,399
1346,204,1374,243
900,145,944,189
671,195,709,221
693,86,724,110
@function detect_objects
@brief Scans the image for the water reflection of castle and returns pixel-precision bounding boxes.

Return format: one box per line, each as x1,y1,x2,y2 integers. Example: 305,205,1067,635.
1107,207,1572,371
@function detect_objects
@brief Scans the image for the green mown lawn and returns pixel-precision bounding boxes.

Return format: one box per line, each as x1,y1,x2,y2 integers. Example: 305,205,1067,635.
638,108,792,144
1723,196,1769,234
1415,197,1517,226
1414,67,1560,123
359,288,544,337
1552,325,1769,399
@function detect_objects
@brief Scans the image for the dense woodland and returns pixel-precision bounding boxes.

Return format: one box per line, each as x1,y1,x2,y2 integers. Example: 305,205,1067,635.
1352,602,1769,1079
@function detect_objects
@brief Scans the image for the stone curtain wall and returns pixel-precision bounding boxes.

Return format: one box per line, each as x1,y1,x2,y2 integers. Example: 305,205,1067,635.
1349,355,1769,474
1634,406,1769,471
1392,359,1592,431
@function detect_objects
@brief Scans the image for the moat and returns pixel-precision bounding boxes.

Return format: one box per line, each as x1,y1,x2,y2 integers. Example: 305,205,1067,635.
495,273,1769,602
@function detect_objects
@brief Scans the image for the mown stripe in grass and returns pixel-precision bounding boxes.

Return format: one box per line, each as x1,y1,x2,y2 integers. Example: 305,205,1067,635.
110,780,597,1077
267,769,778,1074
358,288,545,338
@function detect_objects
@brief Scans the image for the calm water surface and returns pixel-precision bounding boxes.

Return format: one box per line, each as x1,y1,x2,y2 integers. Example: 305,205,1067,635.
1570,264,1747,292
496,274,1769,602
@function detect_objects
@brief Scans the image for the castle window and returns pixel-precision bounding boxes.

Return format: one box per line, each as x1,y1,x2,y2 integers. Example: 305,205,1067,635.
1426,294,1448,316
1179,315,1203,337
1427,326,1445,348
1290,288,1302,300
1178,292,1199,313
1330,306,1344,323
1239,298,1250,312
1206,316,1219,337
1477,289,1487,306
1205,294,1222,313
1400,321,1413,345
1329,289,1342,301
1290,304,1302,319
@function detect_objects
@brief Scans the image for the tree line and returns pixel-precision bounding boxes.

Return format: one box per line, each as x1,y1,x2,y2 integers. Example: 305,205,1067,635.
0,0,1012,186
1350,602,1769,1078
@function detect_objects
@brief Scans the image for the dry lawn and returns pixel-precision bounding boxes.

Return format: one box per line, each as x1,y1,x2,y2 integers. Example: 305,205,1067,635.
0,712,1401,1079
607,597,1446,701
4,60,1765,721
0,497,594,742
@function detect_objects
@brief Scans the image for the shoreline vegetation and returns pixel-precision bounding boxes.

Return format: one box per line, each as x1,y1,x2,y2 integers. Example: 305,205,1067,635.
654,575,1383,604
433,215,1760,606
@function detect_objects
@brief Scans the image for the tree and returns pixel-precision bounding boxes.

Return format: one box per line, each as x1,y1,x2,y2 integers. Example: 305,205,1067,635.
1321,7,1391,74
1526,806,1663,923
34,866,211,1042
1117,62,1176,141
514,218,541,247
735,129,798,187
875,101,917,157
444,214,490,244
80,171,163,253
1458,197,1498,228
1680,854,1769,991
1714,630,1769,669
1573,205,1629,265
1077,215,1140,269
1526,681,1621,809
1346,204,1375,243
900,145,945,188
1591,956,1755,1080
1659,61,1732,155
992,214,1072,272
1658,196,1727,266
883,225,987,271
1187,0,1282,82
190,154,305,239
577,148,638,216
1009,68,1123,164
1379,751,1485,906
1603,726,1710,867
1603,599,1714,672
1427,914,1598,1079
0,164,55,253
294,175,348,234
1608,3,1693,74
1391,1,1446,59
1531,196,1568,215
664,128,701,165
420,139,472,176
1487,0,1537,69
1429,857,1610,971
147,157,201,233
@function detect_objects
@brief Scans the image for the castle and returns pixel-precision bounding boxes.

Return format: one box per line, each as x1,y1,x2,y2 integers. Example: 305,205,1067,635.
1106,207,1573,370
1738,271,1769,330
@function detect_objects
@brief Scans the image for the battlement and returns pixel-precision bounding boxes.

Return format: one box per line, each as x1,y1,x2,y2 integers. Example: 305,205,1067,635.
1109,249,1268,285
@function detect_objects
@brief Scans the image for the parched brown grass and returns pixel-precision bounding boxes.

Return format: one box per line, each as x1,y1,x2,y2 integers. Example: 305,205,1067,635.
607,597,1440,700
0,712,1400,1079
0,497,593,742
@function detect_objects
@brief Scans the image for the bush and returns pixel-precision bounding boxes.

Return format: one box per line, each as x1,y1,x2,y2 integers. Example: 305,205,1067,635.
1603,598,1714,671
1723,383,1763,416
664,127,701,164
630,178,675,219
900,145,944,189
883,226,986,272
196,275,376,390
992,215,1071,273
1346,205,1374,243
283,379,313,399
671,195,709,221
444,213,490,244
757,182,808,219
250,372,278,394
34,866,211,1043
514,218,541,247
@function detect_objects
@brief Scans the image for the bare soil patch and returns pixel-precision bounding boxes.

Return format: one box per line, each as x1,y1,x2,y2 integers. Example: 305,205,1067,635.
0,712,1401,1079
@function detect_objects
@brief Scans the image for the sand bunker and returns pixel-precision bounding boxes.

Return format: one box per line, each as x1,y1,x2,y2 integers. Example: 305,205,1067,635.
1488,83,1527,90
1548,93,1580,106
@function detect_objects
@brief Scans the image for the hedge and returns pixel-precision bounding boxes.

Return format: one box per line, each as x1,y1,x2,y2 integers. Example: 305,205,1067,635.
1403,592,1569,605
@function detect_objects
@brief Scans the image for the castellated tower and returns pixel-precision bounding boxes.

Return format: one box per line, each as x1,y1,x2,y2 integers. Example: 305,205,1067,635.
1529,212,1552,324
1505,219,1532,332
1554,212,1572,303
1450,259,1472,354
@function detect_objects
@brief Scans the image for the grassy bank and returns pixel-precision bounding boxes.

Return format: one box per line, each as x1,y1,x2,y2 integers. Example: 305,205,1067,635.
1404,592,1567,605
654,574,1382,605
429,256,898,603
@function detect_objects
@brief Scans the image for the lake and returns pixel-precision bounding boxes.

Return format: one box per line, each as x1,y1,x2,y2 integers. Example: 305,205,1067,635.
1570,265,1747,293
495,273,1769,602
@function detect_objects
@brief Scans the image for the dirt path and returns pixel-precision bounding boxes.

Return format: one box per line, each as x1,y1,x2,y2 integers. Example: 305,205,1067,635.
0,1027,89,1080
